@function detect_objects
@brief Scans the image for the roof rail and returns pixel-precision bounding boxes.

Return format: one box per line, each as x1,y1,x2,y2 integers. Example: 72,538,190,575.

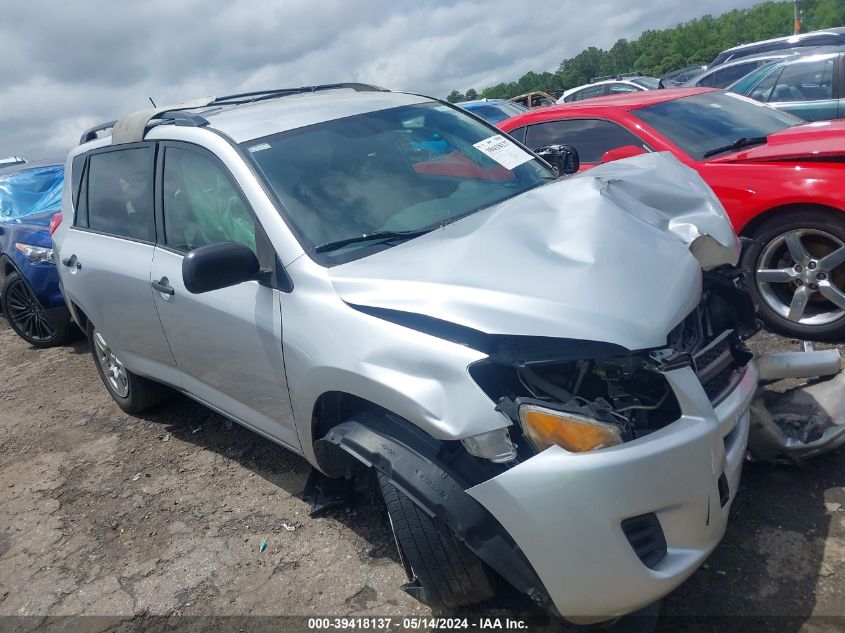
210,82,388,106
79,83,388,146
79,110,211,146
79,120,118,145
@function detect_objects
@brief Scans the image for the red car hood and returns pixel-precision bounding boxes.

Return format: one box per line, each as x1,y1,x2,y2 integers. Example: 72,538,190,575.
710,119,845,163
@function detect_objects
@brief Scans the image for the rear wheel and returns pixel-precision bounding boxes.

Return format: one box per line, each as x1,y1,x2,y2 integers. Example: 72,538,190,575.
743,210,845,341
378,473,495,610
89,323,170,413
1,271,77,348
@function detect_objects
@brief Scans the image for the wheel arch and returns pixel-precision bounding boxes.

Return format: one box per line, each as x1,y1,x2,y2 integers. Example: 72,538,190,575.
67,300,90,334
739,202,845,238
313,410,551,610
0,254,21,285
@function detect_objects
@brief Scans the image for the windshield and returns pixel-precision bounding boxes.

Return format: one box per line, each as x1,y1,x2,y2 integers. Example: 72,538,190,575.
244,102,554,265
629,77,659,89
632,92,802,160
0,165,64,220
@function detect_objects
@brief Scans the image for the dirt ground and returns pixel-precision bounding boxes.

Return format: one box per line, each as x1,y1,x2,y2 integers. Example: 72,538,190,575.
1,317,844,632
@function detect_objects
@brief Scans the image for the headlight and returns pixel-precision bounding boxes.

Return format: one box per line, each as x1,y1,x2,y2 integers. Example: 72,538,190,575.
15,243,54,264
519,404,623,453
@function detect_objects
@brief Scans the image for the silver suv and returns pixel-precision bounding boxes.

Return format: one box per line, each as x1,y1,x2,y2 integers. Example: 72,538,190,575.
53,84,845,624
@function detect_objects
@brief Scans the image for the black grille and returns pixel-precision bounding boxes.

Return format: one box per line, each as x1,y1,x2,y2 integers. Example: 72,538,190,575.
692,330,744,404
621,513,667,569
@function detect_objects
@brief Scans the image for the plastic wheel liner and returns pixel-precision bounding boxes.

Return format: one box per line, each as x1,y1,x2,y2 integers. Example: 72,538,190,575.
314,413,554,611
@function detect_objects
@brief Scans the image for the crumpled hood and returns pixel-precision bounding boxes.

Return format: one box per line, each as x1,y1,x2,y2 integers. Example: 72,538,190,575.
330,152,740,351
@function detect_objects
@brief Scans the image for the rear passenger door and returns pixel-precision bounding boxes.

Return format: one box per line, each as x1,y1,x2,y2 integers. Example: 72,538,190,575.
149,143,299,450
60,143,181,386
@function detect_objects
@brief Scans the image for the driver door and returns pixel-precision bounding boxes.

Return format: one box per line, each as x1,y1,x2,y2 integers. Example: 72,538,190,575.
150,142,300,451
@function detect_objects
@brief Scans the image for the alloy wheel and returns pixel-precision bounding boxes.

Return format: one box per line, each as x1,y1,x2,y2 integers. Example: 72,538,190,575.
93,329,130,397
756,228,845,325
4,278,56,342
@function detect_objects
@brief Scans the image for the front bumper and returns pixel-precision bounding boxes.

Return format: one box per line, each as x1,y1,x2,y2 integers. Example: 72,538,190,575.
467,362,755,623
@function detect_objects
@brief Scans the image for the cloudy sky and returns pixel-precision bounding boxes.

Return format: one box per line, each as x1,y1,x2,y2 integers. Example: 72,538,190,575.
2,0,763,158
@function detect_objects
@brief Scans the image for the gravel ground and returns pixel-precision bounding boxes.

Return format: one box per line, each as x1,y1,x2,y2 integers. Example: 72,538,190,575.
0,317,844,632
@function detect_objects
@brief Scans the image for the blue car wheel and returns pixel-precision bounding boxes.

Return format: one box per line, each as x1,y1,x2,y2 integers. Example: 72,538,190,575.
1,271,76,347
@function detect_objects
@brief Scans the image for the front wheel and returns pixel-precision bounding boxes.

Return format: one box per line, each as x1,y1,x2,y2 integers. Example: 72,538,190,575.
742,210,845,341
1,271,78,348
89,323,171,413
378,473,495,610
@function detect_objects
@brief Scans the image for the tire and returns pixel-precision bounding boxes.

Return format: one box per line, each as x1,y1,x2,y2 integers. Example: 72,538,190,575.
88,322,170,413
378,473,495,610
742,209,845,341
1,271,79,348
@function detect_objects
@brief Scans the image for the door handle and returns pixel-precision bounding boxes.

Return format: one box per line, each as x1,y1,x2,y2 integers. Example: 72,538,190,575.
61,256,81,269
151,277,175,296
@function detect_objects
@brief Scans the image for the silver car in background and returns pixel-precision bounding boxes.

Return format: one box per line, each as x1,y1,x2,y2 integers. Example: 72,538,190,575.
53,84,845,624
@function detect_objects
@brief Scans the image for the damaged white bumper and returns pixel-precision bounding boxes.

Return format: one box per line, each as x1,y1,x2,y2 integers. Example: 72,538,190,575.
467,348,843,623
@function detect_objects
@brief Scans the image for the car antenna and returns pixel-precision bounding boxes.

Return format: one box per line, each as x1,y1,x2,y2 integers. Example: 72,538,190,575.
148,97,157,108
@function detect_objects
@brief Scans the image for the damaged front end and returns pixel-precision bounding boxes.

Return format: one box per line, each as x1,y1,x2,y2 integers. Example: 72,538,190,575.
471,268,757,458
470,266,844,464
464,268,843,621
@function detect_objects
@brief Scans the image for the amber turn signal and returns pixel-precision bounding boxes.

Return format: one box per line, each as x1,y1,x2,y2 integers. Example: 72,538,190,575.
519,404,623,453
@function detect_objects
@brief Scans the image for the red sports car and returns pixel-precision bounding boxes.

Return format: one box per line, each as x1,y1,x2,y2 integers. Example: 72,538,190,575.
499,88,845,340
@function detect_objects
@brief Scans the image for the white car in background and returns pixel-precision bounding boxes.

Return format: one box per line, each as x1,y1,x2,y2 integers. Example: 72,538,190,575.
558,75,659,103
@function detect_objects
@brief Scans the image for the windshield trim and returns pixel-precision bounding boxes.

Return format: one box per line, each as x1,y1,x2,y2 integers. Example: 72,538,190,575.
238,101,555,267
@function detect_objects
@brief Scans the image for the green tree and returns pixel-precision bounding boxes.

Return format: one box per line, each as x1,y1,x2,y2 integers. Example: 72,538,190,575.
445,0,844,100
464,88,478,100
446,90,465,103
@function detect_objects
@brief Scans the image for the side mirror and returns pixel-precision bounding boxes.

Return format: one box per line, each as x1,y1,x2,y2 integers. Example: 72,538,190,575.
182,241,260,294
535,144,580,175
600,145,648,164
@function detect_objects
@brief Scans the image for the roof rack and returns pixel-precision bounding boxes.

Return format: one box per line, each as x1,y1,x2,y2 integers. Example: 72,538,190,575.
590,72,644,82
79,83,388,146
210,82,388,106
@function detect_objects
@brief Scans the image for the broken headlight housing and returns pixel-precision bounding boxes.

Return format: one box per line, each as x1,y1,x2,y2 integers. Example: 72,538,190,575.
519,402,624,453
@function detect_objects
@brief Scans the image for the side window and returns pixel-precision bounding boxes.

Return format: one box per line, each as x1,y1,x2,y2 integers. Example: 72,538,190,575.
607,83,639,95
770,58,834,102
87,147,155,241
577,85,607,101
749,68,783,102
712,62,759,88
162,147,257,253
697,72,717,88
507,126,527,144
524,119,647,164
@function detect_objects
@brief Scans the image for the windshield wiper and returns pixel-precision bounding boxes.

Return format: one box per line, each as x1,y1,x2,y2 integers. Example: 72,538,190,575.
702,136,768,158
314,229,431,254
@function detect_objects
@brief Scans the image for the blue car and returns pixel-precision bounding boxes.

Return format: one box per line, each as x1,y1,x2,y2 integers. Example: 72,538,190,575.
456,98,529,124
0,160,78,346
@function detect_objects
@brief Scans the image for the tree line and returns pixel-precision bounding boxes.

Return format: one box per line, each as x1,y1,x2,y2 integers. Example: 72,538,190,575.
446,0,845,102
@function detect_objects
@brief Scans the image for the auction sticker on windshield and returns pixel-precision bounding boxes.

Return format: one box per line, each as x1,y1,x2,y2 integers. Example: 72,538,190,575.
473,134,533,170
